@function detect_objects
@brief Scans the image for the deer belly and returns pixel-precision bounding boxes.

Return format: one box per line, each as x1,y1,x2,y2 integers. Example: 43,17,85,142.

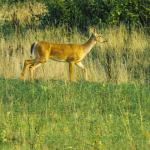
50,56,66,62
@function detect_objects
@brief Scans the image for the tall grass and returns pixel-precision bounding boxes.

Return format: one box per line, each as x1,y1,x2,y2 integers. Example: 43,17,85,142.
0,25,149,83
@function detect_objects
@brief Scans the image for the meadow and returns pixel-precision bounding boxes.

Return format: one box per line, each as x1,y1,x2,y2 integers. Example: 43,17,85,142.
0,79,150,150
0,26,150,150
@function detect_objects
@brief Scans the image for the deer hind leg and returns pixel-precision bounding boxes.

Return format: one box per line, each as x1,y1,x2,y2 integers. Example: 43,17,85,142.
76,62,87,80
69,62,75,81
20,59,35,80
29,57,48,80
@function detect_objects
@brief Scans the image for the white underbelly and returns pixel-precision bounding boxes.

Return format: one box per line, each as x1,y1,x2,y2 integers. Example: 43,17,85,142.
50,57,66,62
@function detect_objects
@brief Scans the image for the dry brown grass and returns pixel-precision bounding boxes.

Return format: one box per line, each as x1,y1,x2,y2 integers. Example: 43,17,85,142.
0,26,149,83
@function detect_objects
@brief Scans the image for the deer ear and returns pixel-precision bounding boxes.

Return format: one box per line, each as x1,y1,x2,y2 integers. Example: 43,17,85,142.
93,28,96,34
89,27,97,34
89,27,93,34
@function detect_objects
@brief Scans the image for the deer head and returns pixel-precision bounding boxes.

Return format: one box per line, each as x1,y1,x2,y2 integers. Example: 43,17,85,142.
91,28,107,43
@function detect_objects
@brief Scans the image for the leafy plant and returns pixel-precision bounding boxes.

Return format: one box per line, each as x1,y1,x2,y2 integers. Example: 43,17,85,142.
1,2,48,33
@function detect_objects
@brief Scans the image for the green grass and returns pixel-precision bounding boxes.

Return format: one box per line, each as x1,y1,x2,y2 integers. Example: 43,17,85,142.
0,78,149,150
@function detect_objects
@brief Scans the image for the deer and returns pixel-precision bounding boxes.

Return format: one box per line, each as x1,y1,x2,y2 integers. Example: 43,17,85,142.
20,28,107,81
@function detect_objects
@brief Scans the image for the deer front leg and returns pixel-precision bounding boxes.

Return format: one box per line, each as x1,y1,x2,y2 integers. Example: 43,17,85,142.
76,62,87,80
69,62,75,81
29,62,42,80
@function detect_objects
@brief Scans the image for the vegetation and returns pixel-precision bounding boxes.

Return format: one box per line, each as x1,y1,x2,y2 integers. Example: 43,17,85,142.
0,0,149,32
0,78,150,150
0,26,149,149
0,0,149,150
0,26,149,83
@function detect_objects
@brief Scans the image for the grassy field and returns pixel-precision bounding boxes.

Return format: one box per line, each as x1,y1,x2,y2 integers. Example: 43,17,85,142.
0,78,149,150
0,25,149,149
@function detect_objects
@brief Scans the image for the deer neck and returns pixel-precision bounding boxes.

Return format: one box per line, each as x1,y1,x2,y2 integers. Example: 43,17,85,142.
82,35,97,55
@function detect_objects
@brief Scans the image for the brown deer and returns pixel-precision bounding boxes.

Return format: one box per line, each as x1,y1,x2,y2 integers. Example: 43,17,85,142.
20,28,107,81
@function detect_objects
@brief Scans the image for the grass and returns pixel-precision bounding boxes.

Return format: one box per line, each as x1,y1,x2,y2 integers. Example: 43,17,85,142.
0,24,149,149
0,25,149,83
0,78,149,150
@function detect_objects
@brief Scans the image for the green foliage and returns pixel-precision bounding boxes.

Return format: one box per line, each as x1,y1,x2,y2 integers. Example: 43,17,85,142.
41,0,149,30
1,0,149,31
